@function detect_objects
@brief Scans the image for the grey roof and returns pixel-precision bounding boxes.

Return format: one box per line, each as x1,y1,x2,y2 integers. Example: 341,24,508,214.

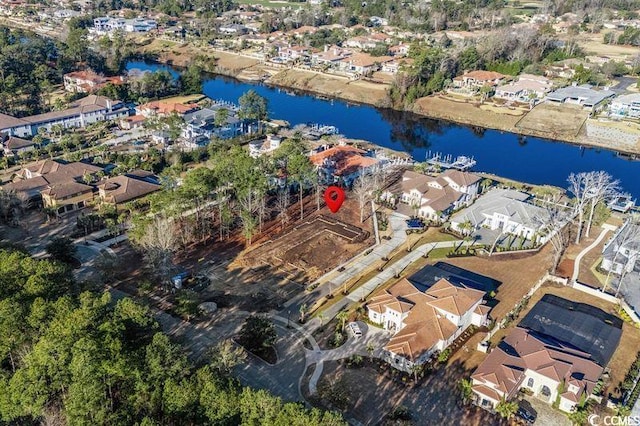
603,221,640,264
546,85,615,106
450,188,548,228
612,93,640,105
519,294,622,367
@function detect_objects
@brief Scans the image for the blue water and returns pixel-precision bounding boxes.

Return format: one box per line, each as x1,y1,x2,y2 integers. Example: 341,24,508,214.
126,61,640,199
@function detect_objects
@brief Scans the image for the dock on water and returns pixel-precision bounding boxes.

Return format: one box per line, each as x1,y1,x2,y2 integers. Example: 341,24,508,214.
425,151,477,171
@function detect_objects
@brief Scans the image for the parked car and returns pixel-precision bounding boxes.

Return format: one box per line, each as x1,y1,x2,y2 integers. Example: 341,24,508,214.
348,322,362,338
516,405,536,424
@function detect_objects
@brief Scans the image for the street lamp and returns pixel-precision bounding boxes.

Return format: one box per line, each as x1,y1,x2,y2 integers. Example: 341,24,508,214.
287,310,291,329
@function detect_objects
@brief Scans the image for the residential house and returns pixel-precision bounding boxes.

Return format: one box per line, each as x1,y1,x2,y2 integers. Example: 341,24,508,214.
136,100,199,118
384,169,480,222
381,57,413,74
545,85,615,111
601,220,640,275
63,70,125,93
181,106,243,142
41,181,94,213
93,16,157,33
389,43,410,57
367,277,490,372
344,36,380,50
249,134,282,158
219,24,248,35
0,95,130,138
449,188,549,242
98,170,161,205
312,45,352,68
3,159,103,214
309,145,378,186
1,135,36,157
494,74,553,102
609,93,640,119
338,53,393,75
452,70,507,94
472,295,622,413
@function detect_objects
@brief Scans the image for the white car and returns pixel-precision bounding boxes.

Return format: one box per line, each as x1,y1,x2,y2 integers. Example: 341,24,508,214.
348,322,362,338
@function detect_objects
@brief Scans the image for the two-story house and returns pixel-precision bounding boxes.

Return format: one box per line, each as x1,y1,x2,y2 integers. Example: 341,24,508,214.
452,70,507,94
471,295,621,413
450,188,550,242
383,169,480,222
601,220,640,275
367,277,490,372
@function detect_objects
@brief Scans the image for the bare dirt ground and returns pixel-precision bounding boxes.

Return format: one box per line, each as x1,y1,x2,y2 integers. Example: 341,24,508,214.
490,282,640,400
233,194,374,283
235,215,369,281
414,95,523,132
265,69,390,105
516,102,588,141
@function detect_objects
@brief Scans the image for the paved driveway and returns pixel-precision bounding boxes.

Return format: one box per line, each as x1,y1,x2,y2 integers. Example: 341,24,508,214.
234,323,307,402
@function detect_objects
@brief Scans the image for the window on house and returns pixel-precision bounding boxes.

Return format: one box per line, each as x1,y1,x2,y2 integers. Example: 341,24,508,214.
527,377,534,388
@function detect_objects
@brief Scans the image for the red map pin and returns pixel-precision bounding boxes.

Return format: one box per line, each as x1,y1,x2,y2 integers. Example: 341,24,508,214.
324,186,345,213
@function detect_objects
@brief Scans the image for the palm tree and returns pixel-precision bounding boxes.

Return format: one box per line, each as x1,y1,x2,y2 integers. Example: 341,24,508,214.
366,342,375,359
459,220,473,236
336,311,349,332
299,303,308,323
495,397,518,419
458,378,473,404
409,363,423,383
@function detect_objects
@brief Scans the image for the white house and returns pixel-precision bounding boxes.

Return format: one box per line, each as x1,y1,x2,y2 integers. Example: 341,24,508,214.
449,188,549,241
601,220,640,275
249,134,283,158
494,74,553,102
0,95,129,138
367,278,489,372
609,93,640,119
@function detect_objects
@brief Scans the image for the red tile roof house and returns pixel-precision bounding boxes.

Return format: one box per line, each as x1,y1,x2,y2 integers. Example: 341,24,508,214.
309,145,378,186
63,70,126,93
367,277,490,372
451,70,508,96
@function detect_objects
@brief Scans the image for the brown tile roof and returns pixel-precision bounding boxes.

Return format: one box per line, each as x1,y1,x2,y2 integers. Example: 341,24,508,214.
98,174,161,204
472,327,603,404
41,181,93,199
462,70,507,81
0,113,29,130
138,100,199,115
442,169,481,187
4,136,34,150
370,277,487,361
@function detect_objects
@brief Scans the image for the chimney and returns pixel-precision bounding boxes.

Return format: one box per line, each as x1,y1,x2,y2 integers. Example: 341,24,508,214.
324,44,328,52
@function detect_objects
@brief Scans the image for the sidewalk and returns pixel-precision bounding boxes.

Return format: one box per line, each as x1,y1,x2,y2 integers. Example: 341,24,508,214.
302,238,467,333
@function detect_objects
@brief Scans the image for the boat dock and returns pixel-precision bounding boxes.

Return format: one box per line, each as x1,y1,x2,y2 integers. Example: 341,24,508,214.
425,151,477,171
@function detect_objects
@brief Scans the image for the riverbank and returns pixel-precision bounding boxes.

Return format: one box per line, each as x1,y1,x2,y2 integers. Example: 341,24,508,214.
134,37,640,155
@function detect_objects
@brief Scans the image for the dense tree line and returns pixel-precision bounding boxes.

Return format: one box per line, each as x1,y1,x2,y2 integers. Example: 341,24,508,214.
0,248,345,424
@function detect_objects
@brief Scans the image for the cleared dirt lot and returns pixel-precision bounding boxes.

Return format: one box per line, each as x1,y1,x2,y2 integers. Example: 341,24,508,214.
516,102,589,141
235,214,371,281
